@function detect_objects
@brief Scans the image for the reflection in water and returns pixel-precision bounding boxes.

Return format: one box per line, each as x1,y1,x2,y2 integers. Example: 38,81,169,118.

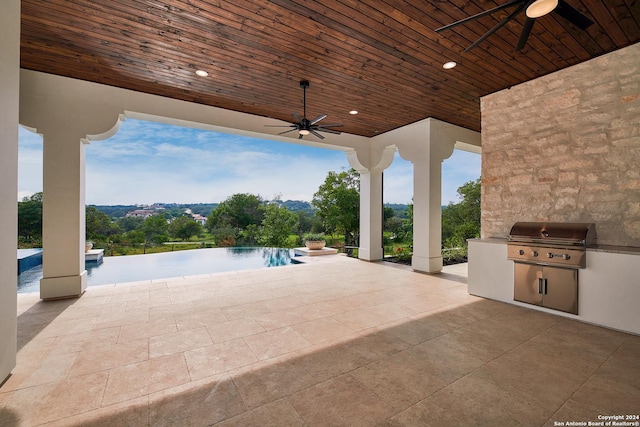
261,247,295,267
224,247,297,267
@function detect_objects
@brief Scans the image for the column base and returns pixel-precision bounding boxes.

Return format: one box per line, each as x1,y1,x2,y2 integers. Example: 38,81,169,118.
40,270,87,300
358,247,384,261
412,255,443,274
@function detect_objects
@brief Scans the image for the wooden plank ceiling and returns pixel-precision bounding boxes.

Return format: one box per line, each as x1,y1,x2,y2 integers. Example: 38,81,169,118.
20,0,640,137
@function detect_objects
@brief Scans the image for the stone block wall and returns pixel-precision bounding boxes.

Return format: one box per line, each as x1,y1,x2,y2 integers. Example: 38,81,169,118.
480,43,640,247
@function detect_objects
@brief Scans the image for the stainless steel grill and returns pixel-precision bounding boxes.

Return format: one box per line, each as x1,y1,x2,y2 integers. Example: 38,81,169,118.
507,222,596,268
507,222,596,315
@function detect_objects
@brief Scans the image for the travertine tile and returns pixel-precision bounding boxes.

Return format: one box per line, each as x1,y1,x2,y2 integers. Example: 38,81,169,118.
185,339,258,380
0,350,79,392
350,351,448,412
148,373,245,426
289,374,395,426
292,317,355,344
0,371,108,426
42,396,149,427
149,327,212,358
216,398,305,427
174,307,227,330
331,307,397,331
69,338,149,377
102,353,190,406
206,318,265,343
118,317,177,343
242,327,312,361
8,260,639,427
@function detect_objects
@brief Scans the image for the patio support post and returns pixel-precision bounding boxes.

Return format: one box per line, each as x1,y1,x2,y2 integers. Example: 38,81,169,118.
405,138,454,274
0,0,20,383
39,131,89,299
395,118,481,274
347,145,396,261
358,170,384,260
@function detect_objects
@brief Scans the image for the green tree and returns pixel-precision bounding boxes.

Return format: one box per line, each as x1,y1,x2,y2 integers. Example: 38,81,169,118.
259,203,299,247
18,192,43,243
142,214,169,244
117,216,144,232
86,206,120,240
442,178,481,248
169,216,203,241
312,168,360,244
206,193,264,231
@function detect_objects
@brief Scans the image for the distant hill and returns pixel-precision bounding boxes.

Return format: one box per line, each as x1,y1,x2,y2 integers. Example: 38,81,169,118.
92,200,409,219
385,203,410,218
280,200,315,215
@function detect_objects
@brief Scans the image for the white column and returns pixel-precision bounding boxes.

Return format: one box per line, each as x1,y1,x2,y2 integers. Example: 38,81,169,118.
358,170,384,260
410,146,449,273
393,118,479,274
0,0,20,384
347,145,396,262
40,131,88,299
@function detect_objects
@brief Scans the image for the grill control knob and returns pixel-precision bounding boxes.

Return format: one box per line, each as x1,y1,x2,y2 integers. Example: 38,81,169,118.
518,250,525,256
563,254,571,260
532,251,539,257
547,252,553,258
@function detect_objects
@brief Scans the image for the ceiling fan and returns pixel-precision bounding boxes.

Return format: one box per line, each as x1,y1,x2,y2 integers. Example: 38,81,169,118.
435,0,594,52
266,80,342,139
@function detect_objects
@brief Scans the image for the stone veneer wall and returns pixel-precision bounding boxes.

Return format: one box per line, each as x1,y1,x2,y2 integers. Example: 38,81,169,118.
480,42,640,247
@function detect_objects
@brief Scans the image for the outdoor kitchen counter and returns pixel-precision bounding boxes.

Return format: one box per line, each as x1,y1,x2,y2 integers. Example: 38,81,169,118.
467,238,640,335
589,244,640,255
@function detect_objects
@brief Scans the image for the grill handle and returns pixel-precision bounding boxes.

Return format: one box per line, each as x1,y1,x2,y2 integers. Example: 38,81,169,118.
538,278,544,294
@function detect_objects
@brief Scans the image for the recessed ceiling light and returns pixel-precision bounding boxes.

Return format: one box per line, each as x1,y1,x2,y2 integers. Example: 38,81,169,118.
443,61,457,70
195,70,208,77
349,110,358,115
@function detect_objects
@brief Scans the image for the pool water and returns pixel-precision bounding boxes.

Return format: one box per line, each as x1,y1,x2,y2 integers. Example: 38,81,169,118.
17,247,300,293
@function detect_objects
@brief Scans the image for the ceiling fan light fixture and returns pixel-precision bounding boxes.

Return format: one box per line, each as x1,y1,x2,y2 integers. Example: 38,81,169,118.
526,0,558,18
299,129,310,135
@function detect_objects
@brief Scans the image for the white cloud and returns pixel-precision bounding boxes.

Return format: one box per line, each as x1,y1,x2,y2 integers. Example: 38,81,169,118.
19,119,479,206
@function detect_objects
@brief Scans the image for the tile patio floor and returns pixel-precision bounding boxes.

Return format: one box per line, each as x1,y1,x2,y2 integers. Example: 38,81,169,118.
1,255,638,426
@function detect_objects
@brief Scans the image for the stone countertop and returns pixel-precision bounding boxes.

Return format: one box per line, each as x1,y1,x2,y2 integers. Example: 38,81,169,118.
470,238,640,255
588,244,640,255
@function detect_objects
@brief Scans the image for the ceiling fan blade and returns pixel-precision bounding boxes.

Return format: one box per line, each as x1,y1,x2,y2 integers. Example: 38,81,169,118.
464,3,525,52
316,128,342,135
264,124,297,128
516,18,535,51
436,0,525,32
554,0,594,30
309,114,327,125
315,123,342,127
310,130,325,139
278,128,298,135
292,112,302,123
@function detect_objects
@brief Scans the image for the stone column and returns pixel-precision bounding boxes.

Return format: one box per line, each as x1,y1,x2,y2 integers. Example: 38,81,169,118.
39,131,89,299
0,0,20,384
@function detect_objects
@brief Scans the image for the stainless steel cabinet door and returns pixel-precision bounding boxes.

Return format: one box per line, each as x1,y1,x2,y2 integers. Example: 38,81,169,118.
543,267,578,314
514,263,543,307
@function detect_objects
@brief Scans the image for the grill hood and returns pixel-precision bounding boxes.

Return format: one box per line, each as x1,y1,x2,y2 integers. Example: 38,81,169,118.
507,222,597,247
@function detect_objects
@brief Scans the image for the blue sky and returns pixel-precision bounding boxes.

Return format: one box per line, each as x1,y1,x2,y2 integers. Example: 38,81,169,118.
18,119,480,205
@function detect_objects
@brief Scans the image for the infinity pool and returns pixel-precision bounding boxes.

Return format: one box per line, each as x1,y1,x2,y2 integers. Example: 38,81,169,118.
17,247,300,293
